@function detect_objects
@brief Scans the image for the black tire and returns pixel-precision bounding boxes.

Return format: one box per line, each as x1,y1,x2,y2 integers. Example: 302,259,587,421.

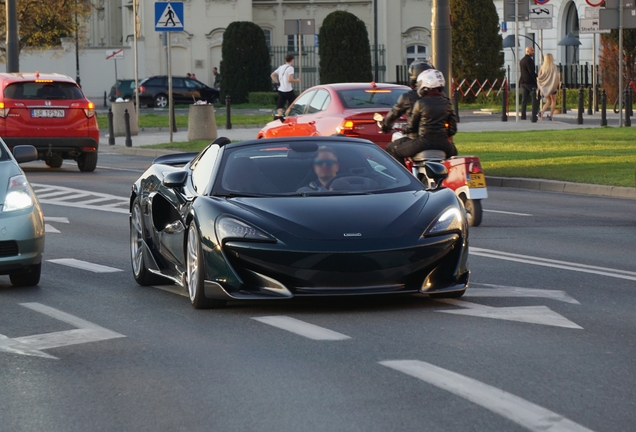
45,154,63,168
463,198,483,227
77,152,97,172
154,94,168,108
10,263,41,287
130,200,166,286
185,222,227,310
429,290,465,299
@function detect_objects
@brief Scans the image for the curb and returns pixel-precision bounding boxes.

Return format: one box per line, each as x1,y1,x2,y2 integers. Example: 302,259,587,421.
487,176,636,200
101,147,177,157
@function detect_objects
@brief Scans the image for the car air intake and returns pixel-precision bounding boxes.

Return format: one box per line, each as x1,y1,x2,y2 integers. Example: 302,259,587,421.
0,241,19,258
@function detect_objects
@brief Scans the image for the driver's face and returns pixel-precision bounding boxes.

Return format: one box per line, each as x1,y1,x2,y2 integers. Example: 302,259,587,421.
314,151,339,182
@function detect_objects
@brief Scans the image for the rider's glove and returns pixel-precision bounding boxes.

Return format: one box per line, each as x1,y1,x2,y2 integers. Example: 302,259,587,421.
381,123,392,134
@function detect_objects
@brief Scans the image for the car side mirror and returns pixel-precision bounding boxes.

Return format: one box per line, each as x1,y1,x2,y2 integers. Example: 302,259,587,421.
424,162,448,190
12,145,38,164
162,171,188,188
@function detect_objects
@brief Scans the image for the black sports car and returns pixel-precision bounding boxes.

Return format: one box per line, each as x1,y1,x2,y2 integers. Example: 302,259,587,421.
129,136,469,309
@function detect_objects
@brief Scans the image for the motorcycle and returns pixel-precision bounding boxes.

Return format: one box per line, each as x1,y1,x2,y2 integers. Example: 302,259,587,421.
373,113,487,227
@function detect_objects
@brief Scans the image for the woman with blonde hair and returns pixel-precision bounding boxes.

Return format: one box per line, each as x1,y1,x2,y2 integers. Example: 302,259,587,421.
537,53,560,120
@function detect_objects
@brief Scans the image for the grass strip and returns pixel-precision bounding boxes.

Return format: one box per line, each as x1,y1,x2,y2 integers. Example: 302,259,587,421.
97,113,271,129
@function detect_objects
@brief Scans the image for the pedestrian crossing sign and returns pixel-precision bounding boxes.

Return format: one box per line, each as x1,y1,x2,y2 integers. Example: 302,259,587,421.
155,2,184,32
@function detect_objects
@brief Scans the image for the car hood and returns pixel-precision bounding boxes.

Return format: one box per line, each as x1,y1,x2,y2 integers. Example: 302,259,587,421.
0,160,22,205
228,191,429,240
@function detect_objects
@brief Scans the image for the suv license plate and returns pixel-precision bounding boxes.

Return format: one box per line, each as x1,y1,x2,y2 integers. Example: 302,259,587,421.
31,109,65,118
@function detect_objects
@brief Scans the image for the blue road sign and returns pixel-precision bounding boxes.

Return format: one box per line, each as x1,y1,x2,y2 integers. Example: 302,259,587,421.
155,2,184,32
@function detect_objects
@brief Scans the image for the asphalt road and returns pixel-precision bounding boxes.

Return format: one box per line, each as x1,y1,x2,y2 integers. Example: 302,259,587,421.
1,154,635,431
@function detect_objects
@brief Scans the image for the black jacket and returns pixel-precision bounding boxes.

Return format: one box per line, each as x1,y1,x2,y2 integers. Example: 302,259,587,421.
519,55,537,87
408,91,458,140
382,89,419,137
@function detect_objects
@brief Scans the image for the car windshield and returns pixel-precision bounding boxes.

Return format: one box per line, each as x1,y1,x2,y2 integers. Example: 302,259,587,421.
212,140,421,197
337,88,409,108
4,82,84,100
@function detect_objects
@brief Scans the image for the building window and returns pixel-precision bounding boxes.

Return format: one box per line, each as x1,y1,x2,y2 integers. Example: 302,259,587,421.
262,29,271,48
406,45,427,66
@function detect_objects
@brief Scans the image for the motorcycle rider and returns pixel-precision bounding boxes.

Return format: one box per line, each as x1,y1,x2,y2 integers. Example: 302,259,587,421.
381,61,434,138
385,69,457,165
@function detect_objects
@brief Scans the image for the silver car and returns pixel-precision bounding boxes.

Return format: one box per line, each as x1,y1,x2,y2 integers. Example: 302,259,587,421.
0,139,44,286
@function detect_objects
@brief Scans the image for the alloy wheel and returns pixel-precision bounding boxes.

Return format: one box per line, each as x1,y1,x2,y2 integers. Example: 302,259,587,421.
186,224,199,302
130,203,144,277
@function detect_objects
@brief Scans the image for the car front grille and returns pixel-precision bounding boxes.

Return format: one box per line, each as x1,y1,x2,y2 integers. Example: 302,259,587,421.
0,241,19,258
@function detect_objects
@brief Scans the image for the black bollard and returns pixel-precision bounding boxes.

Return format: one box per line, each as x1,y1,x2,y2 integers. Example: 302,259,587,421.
577,86,584,125
124,109,132,147
626,88,632,127
562,86,567,114
587,87,593,115
600,89,607,127
531,88,539,123
108,107,115,146
629,87,634,117
225,95,232,130
453,88,460,123
171,104,177,133
103,91,107,108
501,87,508,122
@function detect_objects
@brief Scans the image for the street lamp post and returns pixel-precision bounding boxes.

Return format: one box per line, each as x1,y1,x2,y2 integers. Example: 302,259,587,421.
6,0,19,72
374,0,379,82
75,1,81,86
431,0,452,96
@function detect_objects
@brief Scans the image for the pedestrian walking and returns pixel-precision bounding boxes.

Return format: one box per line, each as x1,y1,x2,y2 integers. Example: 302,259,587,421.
537,53,560,121
212,67,220,89
271,54,301,120
519,46,537,120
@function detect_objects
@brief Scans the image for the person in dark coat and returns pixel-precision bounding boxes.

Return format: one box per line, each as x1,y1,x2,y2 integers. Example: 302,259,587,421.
519,46,537,120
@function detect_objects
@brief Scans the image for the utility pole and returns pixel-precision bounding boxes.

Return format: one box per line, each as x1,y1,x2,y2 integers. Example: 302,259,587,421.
6,0,19,72
75,1,81,86
431,0,452,96
374,0,379,82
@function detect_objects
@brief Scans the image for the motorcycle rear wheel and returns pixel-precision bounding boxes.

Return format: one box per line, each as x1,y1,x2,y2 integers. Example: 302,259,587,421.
463,198,482,227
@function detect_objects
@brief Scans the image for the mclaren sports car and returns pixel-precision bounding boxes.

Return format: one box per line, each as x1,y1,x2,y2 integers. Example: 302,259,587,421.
129,136,469,309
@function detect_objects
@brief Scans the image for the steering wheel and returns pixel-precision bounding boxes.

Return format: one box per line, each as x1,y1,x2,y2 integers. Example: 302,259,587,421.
325,174,379,191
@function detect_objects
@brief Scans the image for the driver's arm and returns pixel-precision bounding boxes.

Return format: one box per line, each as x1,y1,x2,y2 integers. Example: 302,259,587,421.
382,94,408,133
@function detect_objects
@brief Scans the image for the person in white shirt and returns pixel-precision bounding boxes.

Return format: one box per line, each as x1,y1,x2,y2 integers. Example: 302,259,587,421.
271,54,301,119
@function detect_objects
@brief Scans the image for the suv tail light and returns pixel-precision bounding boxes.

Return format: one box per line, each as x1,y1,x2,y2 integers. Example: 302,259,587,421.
84,102,95,118
138,85,146,94
0,102,9,118
116,89,122,96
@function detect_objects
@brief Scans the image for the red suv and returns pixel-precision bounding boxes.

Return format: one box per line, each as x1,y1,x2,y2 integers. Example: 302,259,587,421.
0,72,99,172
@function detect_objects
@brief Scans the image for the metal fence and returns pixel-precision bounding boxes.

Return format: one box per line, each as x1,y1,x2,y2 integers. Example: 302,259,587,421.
269,45,386,92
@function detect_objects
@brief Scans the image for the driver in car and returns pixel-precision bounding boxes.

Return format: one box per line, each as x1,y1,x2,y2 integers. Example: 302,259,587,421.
297,146,339,192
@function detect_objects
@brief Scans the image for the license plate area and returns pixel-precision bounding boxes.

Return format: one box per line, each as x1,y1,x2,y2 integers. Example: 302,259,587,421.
467,173,486,188
31,109,65,118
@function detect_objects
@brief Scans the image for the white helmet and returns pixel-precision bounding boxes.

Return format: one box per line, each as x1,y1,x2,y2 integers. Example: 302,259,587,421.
417,69,446,94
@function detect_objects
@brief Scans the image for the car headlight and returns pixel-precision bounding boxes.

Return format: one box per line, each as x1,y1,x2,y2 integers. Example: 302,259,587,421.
424,207,464,236
3,175,34,212
216,217,275,244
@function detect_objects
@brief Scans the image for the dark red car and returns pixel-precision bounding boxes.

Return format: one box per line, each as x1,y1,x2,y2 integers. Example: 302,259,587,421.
257,82,410,148
0,72,99,172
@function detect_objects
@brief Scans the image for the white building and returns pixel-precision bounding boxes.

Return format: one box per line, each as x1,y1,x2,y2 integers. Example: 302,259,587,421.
5,0,435,100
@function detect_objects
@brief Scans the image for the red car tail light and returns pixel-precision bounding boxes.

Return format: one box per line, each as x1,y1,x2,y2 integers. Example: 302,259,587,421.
336,119,375,137
0,102,8,118
84,102,95,118
139,85,146,93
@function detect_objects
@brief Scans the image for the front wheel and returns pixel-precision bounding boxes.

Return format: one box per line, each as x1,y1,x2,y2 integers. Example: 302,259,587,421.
463,198,483,227
10,263,41,287
130,200,165,286
185,223,227,310
77,152,97,172
154,94,168,108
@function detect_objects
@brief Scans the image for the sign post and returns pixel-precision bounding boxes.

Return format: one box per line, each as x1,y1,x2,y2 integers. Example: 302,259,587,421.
105,49,124,84
530,4,553,70
581,7,609,113
504,0,529,122
155,2,184,142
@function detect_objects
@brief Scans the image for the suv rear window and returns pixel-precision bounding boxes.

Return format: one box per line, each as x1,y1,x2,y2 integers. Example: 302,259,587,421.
4,82,84,100
337,88,408,108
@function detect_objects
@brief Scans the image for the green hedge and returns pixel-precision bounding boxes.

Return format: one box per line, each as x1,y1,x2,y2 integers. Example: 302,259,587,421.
249,92,278,106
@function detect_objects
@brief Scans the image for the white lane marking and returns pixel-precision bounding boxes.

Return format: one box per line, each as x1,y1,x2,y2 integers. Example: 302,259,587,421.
44,224,61,234
467,284,580,304
435,299,582,329
252,316,351,341
483,209,533,216
31,183,129,214
44,217,69,224
47,258,123,273
470,247,636,282
0,303,126,359
380,360,595,432
152,284,188,297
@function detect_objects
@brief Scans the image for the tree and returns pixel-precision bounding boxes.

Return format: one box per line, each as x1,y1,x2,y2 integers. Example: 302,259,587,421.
599,30,636,103
450,0,504,86
219,22,271,104
0,0,92,60
319,11,373,84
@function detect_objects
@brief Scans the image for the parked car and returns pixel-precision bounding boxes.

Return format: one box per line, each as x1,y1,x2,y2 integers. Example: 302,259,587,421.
129,136,469,309
0,140,44,287
257,83,411,148
108,79,136,102
0,72,99,172
136,76,220,108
